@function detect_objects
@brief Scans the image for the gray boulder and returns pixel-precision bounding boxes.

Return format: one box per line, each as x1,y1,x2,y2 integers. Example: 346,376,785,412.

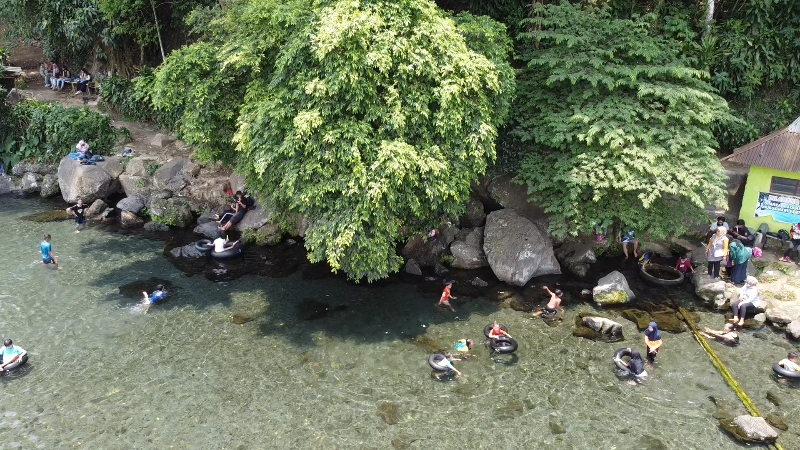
11,161,56,176
116,196,145,214
123,157,159,177
404,259,422,276
118,174,154,200
450,228,489,269
144,221,170,232
169,242,205,258
229,173,246,193
194,221,221,239
0,174,14,194
434,263,449,277
163,176,187,193
483,209,560,286
786,321,800,340
471,277,489,288
235,204,271,231
721,415,778,443
593,271,635,305
40,174,59,197
487,175,547,224
694,274,727,308
555,243,596,278
766,301,800,325
461,197,486,228
149,198,193,228
150,133,177,148
85,199,107,218
120,211,144,228
581,317,624,339
57,156,122,203
153,157,199,190
197,213,218,225
21,172,43,193
402,236,445,268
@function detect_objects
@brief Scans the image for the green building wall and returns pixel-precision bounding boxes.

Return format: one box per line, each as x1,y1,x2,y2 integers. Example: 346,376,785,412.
740,165,800,231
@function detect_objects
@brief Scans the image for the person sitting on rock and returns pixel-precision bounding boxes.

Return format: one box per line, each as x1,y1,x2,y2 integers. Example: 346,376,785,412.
701,323,739,346
730,276,764,326
779,222,800,263
778,352,800,372
614,348,647,379
488,321,512,341
532,286,564,318
218,192,248,232
617,228,638,259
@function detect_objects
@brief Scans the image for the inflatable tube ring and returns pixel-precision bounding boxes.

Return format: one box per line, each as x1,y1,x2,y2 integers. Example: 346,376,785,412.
773,362,800,379
195,239,212,253
613,348,632,371
484,323,509,339
1,354,28,373
489,337,518,354
212,242,242,259
428,354,450,372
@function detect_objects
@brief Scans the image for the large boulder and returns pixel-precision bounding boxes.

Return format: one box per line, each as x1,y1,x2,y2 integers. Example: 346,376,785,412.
766,301,800,325
149,197,194,228
593,271,635,305
153,157,199,190
21,172,43,193
169,242,206,258
57,156,123,203
235,204,272,231
555,242,596,278
229,173,246,193
786,321,800,340
116,196,146,214
721,415,778,444
404,259,422,276
123,156,160,177
118,174,154,200
487,175,547,224
40,174,60,197
144,221,170,232
120,211,144,228
402,235,446,268
150,133,177,148
450,228,489,269
0,174,14,194
694,274,727,308
194,221,221,239
11,161,56,176
84,199,107,218
483,209,560,286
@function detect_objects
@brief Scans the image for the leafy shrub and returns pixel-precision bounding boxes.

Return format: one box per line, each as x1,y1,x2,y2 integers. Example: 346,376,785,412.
100,68,181,130
0,100,117,169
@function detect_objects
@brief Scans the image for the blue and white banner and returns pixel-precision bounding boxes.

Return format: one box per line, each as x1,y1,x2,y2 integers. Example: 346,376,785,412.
755,191,800,224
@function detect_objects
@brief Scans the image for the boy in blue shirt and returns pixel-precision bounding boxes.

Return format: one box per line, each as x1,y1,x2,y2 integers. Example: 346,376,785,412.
40,234,58,267
0,339,28,372
141,284,168,313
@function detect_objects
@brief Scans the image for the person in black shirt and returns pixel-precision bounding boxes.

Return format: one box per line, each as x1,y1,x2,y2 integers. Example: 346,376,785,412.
728,219,754,247
66,199,87,233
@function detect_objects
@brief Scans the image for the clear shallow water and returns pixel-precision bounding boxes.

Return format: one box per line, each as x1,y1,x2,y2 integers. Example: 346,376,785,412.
0,196,799,449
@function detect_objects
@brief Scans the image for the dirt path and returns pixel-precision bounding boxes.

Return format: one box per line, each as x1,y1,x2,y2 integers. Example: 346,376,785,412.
7,42,192,160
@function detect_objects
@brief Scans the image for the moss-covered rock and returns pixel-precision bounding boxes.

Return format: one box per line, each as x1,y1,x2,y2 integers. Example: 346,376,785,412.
241,223,283,246
149,197,193,228
20,210,71,222
622,309,652,330
651,311,687,332
595,290,630,305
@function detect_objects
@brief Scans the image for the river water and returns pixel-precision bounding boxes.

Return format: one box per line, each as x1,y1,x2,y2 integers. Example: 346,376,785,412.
0,195,798,449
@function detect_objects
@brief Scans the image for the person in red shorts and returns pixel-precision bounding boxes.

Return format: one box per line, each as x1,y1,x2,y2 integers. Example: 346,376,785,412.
438,281,456,312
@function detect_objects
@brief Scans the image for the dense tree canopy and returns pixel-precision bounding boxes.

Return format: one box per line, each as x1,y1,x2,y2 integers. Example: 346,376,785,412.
152,0,515,281
514,1,737,239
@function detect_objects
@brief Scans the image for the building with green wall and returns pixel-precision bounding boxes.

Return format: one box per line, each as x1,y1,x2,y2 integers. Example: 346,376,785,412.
721,116,800,233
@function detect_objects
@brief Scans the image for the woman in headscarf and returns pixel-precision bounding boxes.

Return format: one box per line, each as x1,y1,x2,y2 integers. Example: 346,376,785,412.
615,348,647,379
644,322,662,363
705,226,729,279
730,276,764,326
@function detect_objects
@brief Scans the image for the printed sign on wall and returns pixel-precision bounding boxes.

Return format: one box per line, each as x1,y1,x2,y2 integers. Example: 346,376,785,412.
755,192,800,224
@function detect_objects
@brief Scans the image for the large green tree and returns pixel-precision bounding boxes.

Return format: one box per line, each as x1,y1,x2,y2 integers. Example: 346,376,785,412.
152,0,515,281
513,2,738,239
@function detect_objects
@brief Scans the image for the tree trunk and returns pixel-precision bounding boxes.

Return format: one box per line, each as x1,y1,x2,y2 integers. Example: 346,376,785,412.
151,0,166,62
704,0,715,36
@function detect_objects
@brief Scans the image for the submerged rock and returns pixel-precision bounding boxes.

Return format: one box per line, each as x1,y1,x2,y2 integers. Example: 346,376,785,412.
376,402,400,425
765,413,788,431
651,311,687,333
622,309,651,330
118,278,174,298
231,314,254,325
19,210,70,222
297,298,347,321
720,415,778,443
573,314,624,342
581,316,624,339
411,335,443,354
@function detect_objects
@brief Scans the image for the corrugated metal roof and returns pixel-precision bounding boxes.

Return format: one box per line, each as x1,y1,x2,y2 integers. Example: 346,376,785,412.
721,116,800,173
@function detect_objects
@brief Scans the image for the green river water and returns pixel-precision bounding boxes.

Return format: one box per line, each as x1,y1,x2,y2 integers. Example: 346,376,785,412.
0,195,799,449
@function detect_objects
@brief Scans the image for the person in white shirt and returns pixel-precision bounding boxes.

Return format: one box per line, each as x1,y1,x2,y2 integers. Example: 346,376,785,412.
730,276,764,326
213,237,239,253
778,352,800,372
706,216,730,241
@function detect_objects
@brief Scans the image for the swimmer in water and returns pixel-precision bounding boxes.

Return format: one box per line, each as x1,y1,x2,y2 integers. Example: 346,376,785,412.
141,284,168,313
40,234,58,268
434,352,462,379
454,339,474,359
488,321,512,341
437,281,456,312
532,286,563,318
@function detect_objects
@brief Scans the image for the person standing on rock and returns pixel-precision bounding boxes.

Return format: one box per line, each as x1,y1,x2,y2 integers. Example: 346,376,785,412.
705,227,729,279
66,199,87,233
438,281,456,312
40,234,58,268
644,322,662,364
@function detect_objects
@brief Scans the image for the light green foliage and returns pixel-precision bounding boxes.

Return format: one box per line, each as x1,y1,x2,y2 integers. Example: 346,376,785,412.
150,43,246,164
514,2,737,240
101,68,181,130
218,0,515,281
1,100,116,169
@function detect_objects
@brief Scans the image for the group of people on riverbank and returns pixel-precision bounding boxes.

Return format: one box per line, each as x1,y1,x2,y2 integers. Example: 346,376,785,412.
41,62,94,95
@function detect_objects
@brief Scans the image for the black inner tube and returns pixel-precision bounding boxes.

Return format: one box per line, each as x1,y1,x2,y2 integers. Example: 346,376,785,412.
490,337,518,354
195,239,212,252
773,362,800,379
613,348,631,371
1,354,28,372
428,353,450,372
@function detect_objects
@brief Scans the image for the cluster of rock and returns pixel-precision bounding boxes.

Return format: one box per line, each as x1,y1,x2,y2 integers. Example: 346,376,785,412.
690,245,800,339
0,161,60,197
